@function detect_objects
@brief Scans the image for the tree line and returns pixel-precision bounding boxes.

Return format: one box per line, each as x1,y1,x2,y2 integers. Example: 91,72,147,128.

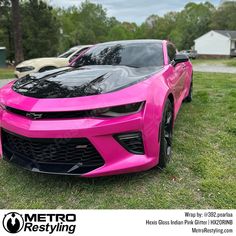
0,0,236,64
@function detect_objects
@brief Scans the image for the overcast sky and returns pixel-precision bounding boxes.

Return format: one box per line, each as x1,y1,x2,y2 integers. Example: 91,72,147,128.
50,0,220,24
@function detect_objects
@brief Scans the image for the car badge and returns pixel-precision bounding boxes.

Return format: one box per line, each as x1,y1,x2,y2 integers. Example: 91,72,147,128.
26,112,43,120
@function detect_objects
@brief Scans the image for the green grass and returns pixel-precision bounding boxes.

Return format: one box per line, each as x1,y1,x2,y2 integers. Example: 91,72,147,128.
191,58,236,67
226,59,236,67
0,68,15,79
0,72,235,209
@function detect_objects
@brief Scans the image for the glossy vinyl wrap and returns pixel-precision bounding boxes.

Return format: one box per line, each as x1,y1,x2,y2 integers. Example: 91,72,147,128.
0,40,193,177
12,65,163,98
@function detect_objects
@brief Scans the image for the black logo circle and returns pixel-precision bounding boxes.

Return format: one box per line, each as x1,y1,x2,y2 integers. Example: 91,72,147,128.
2,212,24,234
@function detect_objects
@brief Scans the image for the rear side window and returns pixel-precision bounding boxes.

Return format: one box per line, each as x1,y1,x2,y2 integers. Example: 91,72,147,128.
167,44,176,63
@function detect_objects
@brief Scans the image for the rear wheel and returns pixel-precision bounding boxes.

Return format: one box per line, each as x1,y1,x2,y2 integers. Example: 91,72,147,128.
158,99,173,168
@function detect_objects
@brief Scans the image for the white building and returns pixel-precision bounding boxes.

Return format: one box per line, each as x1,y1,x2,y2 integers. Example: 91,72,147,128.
194,30,236,57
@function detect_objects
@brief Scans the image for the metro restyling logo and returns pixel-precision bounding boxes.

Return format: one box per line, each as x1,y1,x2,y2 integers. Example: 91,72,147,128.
2,212,76,234
3,212,24,233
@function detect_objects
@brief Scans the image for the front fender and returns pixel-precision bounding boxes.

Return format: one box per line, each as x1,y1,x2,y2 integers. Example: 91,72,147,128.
142,70,171,159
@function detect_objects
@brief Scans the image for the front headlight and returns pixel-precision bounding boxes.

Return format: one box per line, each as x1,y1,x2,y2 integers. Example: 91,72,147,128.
90,102,145,117
16,66,35,72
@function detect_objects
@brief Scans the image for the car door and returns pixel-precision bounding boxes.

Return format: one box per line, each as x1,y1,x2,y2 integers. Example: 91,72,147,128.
167,44,186,104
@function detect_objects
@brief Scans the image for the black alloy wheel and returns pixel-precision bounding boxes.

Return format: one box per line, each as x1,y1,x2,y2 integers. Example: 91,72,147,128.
185,79,193,103
158,99,173,168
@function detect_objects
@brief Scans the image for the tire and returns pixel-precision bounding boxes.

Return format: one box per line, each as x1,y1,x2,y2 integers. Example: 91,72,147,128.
158,99,174,169
39,66,57,73
185,78,193,103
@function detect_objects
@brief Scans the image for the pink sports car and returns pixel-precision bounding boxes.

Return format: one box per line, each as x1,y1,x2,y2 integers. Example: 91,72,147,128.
0,40,193,177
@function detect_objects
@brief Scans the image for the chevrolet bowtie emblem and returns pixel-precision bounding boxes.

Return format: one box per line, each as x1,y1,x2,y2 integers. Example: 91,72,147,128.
26,112,43,120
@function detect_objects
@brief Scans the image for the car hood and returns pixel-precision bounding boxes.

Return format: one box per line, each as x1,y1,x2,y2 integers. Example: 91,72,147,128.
12,65,163,98
16,58,68,68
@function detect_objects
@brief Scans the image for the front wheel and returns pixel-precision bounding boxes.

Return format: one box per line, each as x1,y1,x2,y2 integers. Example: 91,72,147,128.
158,99,173,168
185,79,193,103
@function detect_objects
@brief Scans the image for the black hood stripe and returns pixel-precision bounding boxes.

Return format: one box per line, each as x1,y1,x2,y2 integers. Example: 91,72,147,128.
13,65,163,98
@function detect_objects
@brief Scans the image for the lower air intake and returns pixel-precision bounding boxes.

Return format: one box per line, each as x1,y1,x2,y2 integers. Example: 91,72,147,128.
114,132,144,155
2,129,105,175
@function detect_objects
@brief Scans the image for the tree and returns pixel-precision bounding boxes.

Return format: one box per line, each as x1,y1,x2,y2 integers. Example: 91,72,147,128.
54,7,81,52
107,22,137,41
0,0,14,62
149,12,178,40
171,2,215,50
211,2,236,30
21,0,60,59
0,0,235,62
77,0,109,43
107,25,128,41
11,0,24,64
55,1,110,52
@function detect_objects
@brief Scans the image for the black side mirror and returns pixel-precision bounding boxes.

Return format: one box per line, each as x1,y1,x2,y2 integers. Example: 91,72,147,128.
172,53,189,66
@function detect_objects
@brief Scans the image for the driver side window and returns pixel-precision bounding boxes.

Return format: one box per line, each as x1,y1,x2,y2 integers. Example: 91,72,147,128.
167,44,177,63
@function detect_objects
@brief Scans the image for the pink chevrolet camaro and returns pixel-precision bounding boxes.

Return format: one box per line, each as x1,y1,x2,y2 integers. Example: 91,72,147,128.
0,40,193,177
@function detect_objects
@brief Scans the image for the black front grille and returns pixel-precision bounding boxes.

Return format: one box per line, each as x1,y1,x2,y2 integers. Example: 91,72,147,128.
2,129,105,174
5,106,91,120
114,132,144,155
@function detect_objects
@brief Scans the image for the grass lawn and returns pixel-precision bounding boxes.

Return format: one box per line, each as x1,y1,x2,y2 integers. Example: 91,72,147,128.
0,67,15,79
191,58,236,67
226,59,236,67
0,72,235,209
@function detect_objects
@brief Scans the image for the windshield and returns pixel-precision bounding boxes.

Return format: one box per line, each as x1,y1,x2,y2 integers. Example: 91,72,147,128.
72,42,164,68
58,47,79,58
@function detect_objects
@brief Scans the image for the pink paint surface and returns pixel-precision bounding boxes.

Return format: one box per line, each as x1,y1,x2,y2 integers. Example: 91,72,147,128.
0,41,193,177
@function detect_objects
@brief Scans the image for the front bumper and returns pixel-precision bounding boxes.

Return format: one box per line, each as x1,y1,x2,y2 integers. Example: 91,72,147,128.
0,109,160,177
